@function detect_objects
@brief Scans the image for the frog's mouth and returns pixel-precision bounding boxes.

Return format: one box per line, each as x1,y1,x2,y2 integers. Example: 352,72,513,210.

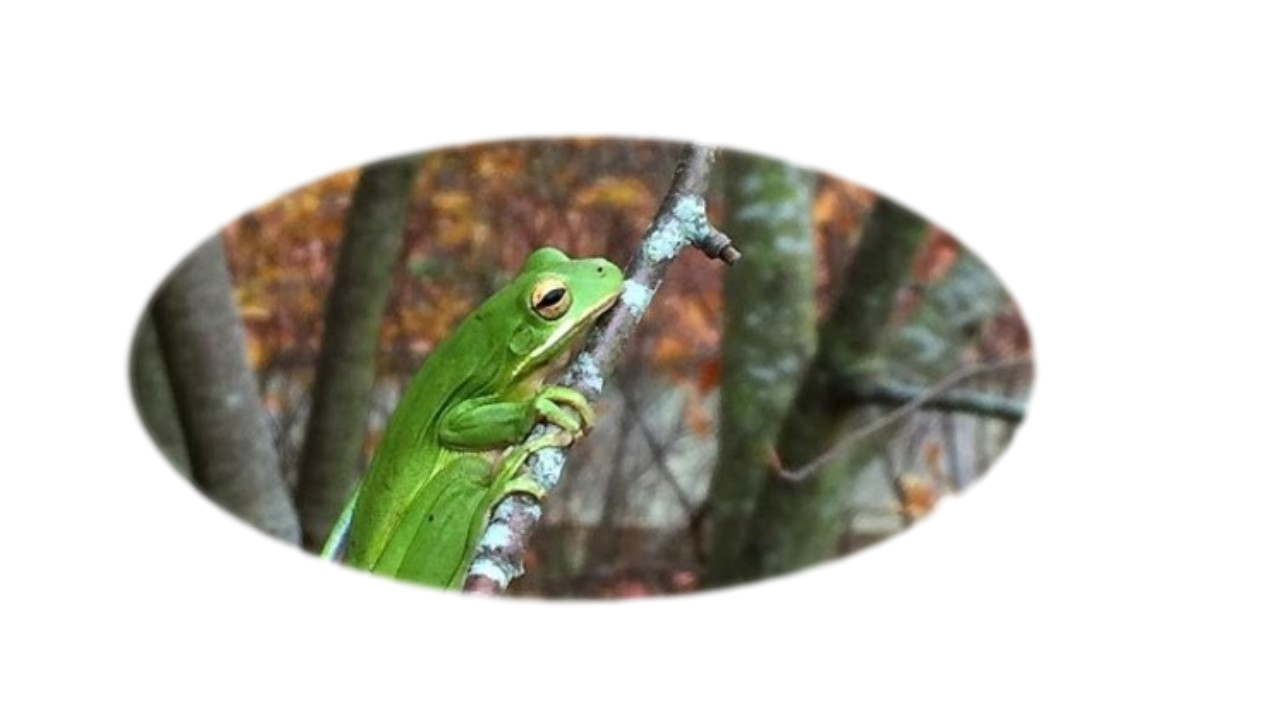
583,286,623,325
563,287,622,349
550,286,622,355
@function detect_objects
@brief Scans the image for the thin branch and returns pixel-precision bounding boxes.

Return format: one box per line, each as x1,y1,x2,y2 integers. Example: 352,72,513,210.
847,378,1027,423
770,357,1032,483
626,410,689,485
617,380,699,517
463,144,737,595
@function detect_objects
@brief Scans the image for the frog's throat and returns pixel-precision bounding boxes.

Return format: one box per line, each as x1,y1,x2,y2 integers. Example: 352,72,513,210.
511,288,621,382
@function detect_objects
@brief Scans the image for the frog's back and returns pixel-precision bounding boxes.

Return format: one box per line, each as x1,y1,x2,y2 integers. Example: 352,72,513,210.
344,312,509,570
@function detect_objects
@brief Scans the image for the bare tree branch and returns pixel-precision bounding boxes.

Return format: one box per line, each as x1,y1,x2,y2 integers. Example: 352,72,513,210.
770,357,1032,483
462,144,737,595
617,379,699,517
845,377,1027,423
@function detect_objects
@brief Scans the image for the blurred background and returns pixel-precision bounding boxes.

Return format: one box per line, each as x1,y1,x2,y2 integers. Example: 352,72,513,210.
131,138,1032,598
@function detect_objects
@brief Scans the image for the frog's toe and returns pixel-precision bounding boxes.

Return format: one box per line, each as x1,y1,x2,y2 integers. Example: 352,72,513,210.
570,402,596,432
535,396,584,436
503,473,547,501
549,428,577,448
537,386,597,434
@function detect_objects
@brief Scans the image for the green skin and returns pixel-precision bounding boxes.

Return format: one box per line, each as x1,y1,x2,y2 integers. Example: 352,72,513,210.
320,247,624,589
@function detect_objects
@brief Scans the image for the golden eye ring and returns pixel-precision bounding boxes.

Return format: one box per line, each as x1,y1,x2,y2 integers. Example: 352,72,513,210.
530,279,571,320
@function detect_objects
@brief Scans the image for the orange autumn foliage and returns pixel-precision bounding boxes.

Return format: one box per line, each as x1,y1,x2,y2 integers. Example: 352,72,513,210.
220,142,1007,447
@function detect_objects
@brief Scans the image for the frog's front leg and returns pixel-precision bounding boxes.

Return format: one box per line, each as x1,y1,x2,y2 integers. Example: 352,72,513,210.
439,385,597,449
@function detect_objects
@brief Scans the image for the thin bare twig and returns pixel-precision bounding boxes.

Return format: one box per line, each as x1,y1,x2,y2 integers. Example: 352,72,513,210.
770,356,1032,483
617,380,699,517
849,378,1027,423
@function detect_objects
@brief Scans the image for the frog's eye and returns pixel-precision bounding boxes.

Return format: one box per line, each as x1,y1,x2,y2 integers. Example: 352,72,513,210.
531,279,571,320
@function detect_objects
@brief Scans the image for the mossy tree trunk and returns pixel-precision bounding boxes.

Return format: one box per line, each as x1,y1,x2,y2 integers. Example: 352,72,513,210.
883,243,1009,383
294,156,422,550
737,197,1013,584
703,153,817,587
738,198,929,581
151,237,302,544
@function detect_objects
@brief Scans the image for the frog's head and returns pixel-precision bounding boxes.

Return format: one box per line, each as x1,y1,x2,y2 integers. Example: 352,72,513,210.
504,246,624,380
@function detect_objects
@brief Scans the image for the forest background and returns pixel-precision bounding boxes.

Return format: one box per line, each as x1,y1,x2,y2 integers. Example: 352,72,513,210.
132,139,1032,598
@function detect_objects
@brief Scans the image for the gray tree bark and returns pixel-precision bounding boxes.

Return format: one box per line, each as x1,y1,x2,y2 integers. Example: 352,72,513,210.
130,310,191,478
703,152,817,587
294,156,422,550
152,237,301,543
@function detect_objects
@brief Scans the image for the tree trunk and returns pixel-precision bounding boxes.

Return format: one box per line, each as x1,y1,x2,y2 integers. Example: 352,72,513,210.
151,237,301,543
703,152,817,587
294,156,422,550
884,245,1008,383
739,197,929,580
130,309,191,478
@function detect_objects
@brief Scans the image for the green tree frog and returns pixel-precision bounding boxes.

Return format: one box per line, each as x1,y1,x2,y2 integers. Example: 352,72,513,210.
320,247,624,589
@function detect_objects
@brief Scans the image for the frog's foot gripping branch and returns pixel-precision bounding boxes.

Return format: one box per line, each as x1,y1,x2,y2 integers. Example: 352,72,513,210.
532,385,596,438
